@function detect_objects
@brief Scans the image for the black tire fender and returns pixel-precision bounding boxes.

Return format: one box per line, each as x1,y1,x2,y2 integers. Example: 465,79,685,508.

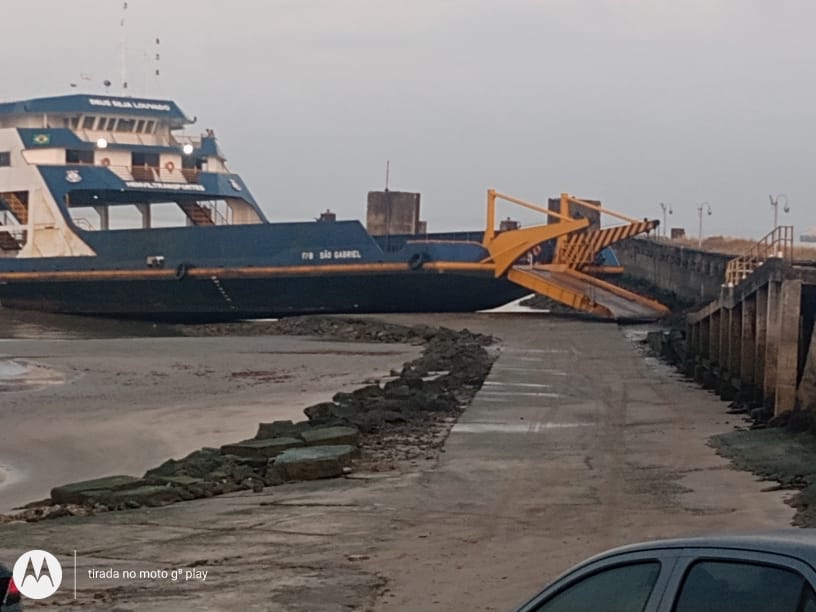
408,252,427,270
175,263,190,280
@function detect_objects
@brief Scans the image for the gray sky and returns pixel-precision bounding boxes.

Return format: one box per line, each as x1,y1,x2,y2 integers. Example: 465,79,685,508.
2,0,815,238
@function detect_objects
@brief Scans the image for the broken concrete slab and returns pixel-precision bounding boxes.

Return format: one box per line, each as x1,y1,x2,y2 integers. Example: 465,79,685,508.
147,475,206,488
51,475,140,505
300,426,360,447
255,420,313,439
272,445,357,481
145,448,226,479
220,437,304,459
104,485,184,507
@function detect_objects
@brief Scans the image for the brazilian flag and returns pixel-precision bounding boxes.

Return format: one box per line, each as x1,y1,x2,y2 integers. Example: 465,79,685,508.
32,133,50,145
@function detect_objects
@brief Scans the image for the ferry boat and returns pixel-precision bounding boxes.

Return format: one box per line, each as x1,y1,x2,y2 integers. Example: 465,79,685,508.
0,94,666,321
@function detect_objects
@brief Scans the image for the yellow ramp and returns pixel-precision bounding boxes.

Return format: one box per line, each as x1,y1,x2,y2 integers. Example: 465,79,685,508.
507,266,670,322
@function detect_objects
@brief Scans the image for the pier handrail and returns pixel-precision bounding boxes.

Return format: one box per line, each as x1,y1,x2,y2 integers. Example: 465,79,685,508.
724,225,794,287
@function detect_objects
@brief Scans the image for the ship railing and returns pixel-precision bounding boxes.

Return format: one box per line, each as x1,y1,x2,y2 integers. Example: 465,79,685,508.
0,226,26,240
72,217,96,231
95,164,202,185
1,210,18,226
81,131,162,148
201,201,232,225
172,134,203,148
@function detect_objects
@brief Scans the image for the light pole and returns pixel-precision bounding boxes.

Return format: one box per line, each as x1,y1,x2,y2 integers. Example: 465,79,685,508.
659,202,672,239
769,193,789,228
697,202,712,248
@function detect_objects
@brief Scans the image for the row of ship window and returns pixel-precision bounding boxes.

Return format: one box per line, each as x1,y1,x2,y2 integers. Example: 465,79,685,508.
0,151,190,167
63,116,157,134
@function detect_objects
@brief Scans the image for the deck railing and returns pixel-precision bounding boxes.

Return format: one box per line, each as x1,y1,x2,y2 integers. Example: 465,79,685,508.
724,225,794,287
202,201,231,226
104,164,202,185
72,217,96,231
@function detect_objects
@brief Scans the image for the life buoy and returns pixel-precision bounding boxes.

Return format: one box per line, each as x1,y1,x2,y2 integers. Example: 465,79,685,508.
532,245,542,257
408,252,428,270
165,161,175,172
100,157,111,167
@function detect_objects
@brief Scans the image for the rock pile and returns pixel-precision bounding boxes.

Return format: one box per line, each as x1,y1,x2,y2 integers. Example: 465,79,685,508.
4,317,494,521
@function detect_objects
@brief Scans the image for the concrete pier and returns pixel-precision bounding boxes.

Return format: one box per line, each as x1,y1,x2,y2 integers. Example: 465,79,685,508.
688,264,815,416
618,233,816,417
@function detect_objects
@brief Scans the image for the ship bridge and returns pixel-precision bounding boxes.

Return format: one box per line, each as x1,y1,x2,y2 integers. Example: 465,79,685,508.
0,94,266,256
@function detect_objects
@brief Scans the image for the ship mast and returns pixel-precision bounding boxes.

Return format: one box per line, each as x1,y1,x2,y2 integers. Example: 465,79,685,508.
120,1,129,93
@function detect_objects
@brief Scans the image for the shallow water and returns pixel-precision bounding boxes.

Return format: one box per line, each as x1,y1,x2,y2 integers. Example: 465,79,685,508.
0,308,179,340
0,359,27,378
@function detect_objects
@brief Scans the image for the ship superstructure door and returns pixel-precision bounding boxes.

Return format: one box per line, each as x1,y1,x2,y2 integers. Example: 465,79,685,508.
131,152,160,181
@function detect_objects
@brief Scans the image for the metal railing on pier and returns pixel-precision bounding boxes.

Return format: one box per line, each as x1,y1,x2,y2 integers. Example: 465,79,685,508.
724,225,794,287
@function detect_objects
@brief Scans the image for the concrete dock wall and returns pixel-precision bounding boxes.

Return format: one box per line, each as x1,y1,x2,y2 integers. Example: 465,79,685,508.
615,238,731,304
623,237,816,417
683,262,816,416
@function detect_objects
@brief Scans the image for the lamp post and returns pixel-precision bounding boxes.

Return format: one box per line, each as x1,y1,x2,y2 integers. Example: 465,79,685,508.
659,202,672,239
697,202,712,249
769,194,789,229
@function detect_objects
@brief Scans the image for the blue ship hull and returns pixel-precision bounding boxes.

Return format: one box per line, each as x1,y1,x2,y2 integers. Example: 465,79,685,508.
0,221,528,320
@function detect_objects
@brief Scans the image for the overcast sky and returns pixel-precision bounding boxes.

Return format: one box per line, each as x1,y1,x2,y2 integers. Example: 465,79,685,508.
2,0,815,238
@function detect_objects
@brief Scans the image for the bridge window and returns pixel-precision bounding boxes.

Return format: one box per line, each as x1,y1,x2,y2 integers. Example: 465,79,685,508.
116,118,136,132
145,120,155,133
0,152,9,167
104,117,116,130
135,119,145,133
66,149,94,164
82,116,96,130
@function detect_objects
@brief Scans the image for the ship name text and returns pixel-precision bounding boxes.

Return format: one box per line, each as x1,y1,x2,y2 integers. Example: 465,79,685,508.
89,98,172,112
301,249,362,261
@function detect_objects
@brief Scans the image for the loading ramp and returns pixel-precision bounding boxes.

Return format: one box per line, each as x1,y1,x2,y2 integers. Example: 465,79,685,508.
480,190,669,321
508,266,670,321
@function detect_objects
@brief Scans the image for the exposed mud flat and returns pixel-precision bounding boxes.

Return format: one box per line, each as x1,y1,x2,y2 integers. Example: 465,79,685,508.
1,317,494,522
0,314,796,611
712,428,816,526
0,330,421,513
0,357,65,392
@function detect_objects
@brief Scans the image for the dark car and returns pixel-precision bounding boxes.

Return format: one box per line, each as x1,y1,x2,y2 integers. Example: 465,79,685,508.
516,530,816,612
0,565,21,611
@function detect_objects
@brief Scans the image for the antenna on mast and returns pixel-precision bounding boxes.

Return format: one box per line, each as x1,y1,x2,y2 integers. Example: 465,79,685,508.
120,1,129,93
70,73,93,90
385,160,390,192
154,36,161,92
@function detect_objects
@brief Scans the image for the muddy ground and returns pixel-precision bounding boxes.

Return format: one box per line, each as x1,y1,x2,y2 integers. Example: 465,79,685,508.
0,313,798,611
0,331,421,512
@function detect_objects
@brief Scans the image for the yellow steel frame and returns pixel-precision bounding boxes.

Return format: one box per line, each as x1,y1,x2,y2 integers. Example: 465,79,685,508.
482,189,588,277
551,193,657,270
480,189,668,319
507,267,613,317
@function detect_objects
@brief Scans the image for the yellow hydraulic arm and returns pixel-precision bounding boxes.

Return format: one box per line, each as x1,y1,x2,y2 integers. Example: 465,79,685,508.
478,189,668,321
481,190,589,277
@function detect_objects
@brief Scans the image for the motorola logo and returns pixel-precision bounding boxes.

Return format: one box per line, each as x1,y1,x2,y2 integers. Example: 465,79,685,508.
12,549,62,600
